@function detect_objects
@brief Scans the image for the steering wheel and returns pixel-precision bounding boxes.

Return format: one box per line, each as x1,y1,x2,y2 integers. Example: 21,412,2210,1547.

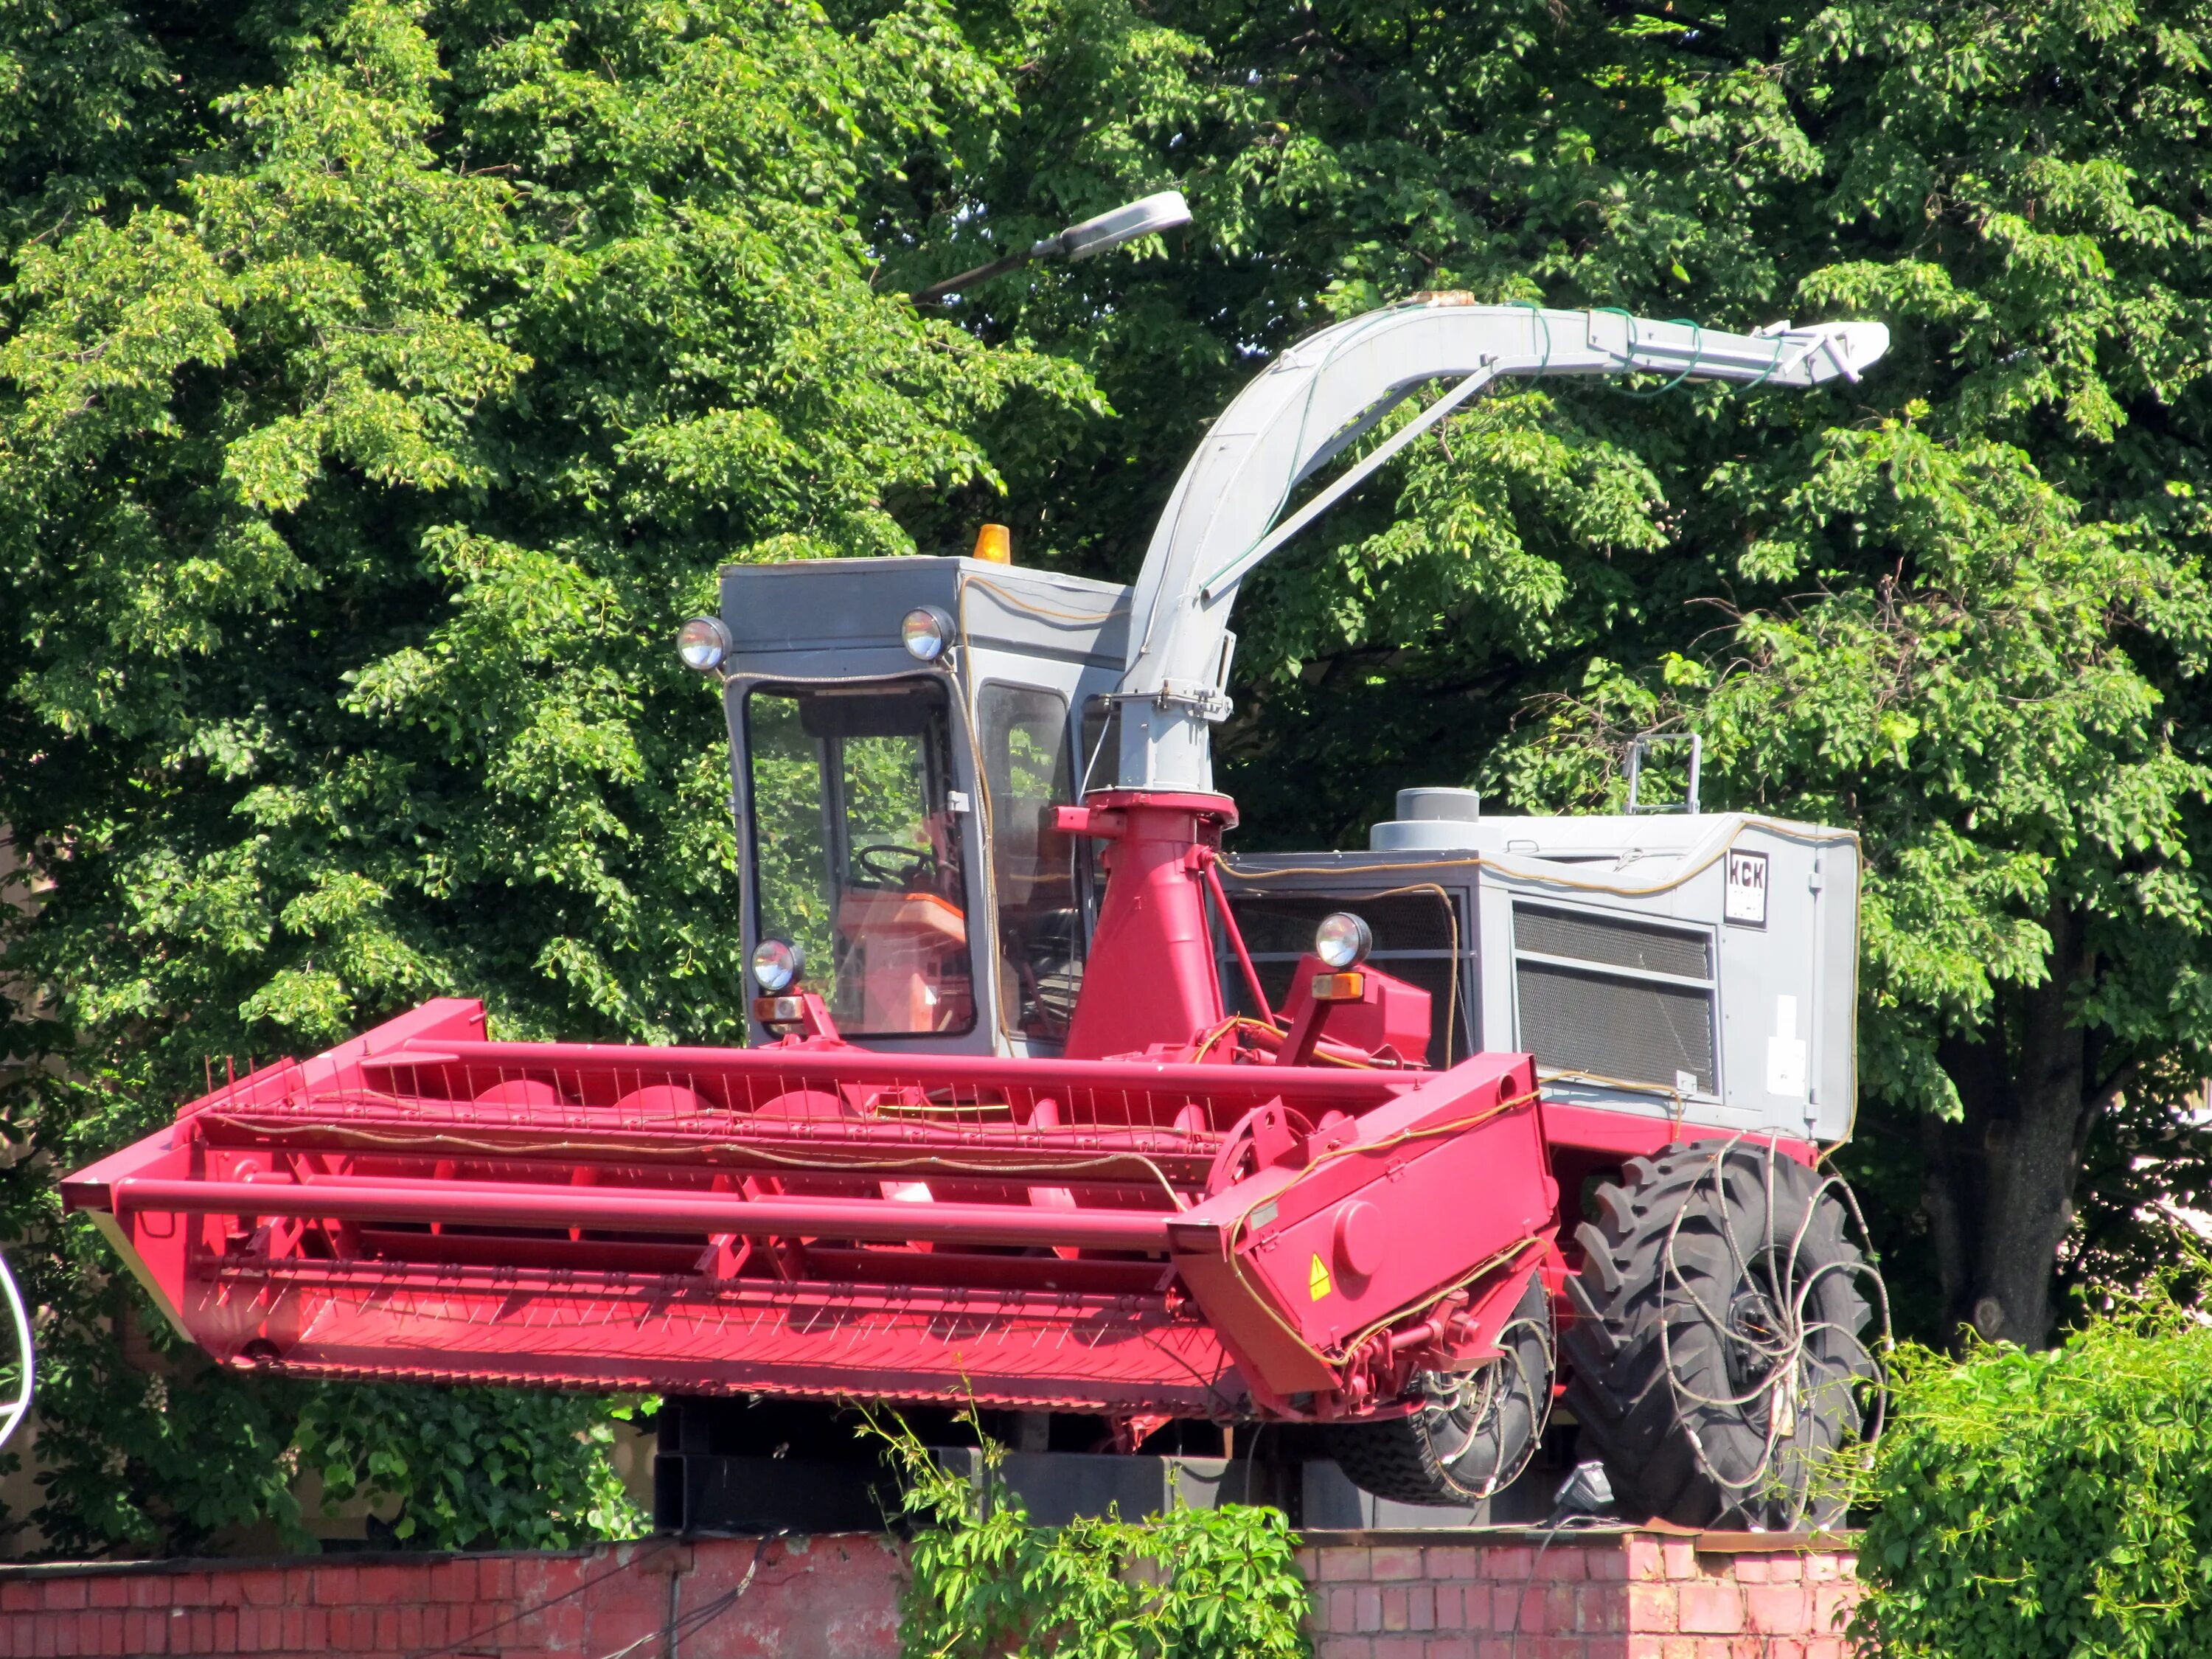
853,842,936,888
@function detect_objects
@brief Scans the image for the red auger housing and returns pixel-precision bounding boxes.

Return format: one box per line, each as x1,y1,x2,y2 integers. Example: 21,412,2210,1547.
65,303,1890,1527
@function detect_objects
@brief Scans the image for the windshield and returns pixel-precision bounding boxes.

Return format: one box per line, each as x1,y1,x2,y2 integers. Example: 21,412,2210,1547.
745,681,975,1036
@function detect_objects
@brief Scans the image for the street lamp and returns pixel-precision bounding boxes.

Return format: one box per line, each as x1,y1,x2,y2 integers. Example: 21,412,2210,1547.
910,190,1191,304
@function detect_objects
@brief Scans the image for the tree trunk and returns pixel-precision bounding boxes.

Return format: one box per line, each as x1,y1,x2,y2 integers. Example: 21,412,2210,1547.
1921,901,2107,1349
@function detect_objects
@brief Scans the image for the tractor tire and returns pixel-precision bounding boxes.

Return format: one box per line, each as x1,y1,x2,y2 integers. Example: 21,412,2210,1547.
1562,1141,1880,1529
1328,1275,1553,1506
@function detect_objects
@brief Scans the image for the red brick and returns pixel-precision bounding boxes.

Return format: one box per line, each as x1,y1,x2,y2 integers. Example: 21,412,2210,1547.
212,1607,237,1652
1661,1542,1697,1580
0,1587,37,1615
1587,1544,1631,1581
1812,1584,1857,1634
127,1579,169,1611
1731,1557,1768,1583
1481,1546,1533,1580
1433,1586,1463,1630
167,1579,210,1610
374,1607,400,1652
1506,1587,1548,1634
42,1584,86,1614
1628,1584,1672,1637
1382,1589,1409,1632
310,1566,358,1607
1765,1554,1804,1583
362,1565,411,1604
1458,1586,1492,1632
1408,1585,1436,1632
1626,1539,1666,1582
86,1581,128,1613
236,1571,284,1608
1371,1548,1424,1582
1805,1554,1842,1582
480,1557,516,1600
1804,1641,1846,1659
187,1610,214,1654
1296,1549,1321,1583
1746,1585,1812,1635
1537,1548,1587,1582
1425,1546,1481,1580
1372,1636,1425,1659
1676,1584,1742,1635
1329,1588,1360,1634
1355,1587,1383,1633
1424,1641,1475,1659
1576,1584,1627,1634
1317,1638,1371,1659
1320,1550,1373,1583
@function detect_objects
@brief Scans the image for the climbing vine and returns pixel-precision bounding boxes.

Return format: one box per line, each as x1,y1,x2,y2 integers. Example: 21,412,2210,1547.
877,1422,1311,1659
1854,1284,2212,1657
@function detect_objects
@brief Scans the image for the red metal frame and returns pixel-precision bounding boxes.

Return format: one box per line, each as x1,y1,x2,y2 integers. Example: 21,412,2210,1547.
63,789,1811,1425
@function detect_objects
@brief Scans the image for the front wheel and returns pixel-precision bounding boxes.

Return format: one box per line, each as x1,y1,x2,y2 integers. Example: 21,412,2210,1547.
1327,1275,1553,1506
1562,1141,1884,1529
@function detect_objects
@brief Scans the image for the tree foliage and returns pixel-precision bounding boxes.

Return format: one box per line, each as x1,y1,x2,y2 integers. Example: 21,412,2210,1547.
1854,1290,2212,1659
876,0,2212,1350
0,0,1091,1553
6,0,2212,1550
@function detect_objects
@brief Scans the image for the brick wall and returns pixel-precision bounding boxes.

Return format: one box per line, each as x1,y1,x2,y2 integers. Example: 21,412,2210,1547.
1300,1529,1863,1659
0,1534,904,1658
0,1527,1858,1658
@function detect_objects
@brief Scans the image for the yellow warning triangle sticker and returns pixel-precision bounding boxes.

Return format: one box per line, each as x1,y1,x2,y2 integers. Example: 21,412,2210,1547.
1309,1254,1333,1300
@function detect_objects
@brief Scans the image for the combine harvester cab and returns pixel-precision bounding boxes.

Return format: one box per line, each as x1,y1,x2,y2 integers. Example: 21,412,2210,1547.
66,301,1889,1529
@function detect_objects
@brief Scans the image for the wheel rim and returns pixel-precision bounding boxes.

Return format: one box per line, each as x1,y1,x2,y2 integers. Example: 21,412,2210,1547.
1721,1247,1798,1437
1415,1309,1550,1498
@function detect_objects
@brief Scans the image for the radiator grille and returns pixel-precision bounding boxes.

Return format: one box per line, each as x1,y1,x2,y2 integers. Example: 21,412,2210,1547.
1515,962,1716,1094
1513,904,1711,978
1512,902,1717,1094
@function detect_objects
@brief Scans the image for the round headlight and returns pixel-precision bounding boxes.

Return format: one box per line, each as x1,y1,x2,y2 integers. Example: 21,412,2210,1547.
1313,912,1372,971
678,616,733,673
751,936,804,993
901,606,953,662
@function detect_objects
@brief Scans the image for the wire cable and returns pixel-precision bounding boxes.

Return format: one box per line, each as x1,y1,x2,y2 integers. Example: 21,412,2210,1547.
0,1252,33,1453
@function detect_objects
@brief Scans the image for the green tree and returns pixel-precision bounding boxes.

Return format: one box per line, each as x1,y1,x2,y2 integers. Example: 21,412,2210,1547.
878,0,2212,1350
0,0,1092,1552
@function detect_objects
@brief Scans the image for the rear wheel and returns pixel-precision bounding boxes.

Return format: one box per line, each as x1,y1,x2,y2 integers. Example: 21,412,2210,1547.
1562,1141,1882,1528
1328,1276,1553,1506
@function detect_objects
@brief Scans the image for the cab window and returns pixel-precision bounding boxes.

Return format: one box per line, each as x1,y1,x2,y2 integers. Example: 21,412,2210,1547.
978,685,1080,1041
745,681,975,1036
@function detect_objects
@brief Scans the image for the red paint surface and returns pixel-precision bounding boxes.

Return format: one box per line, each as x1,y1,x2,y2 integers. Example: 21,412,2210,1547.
56,785,1802,1433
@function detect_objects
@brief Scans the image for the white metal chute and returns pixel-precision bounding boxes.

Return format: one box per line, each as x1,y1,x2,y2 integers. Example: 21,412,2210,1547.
1111,299,1890,793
